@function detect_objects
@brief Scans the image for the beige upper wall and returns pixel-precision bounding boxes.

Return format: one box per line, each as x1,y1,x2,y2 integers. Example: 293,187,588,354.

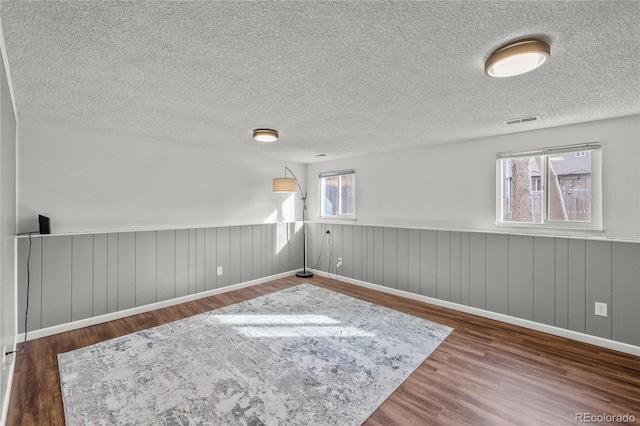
17,120,306,234
16,114,640,239
306,115,640,240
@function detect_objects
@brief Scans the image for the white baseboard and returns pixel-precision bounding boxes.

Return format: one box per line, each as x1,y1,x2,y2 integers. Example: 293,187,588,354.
16,270,299,343
312,270,640,357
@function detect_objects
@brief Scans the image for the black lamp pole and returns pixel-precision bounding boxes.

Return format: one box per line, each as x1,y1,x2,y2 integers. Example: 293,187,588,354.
283,167,313,278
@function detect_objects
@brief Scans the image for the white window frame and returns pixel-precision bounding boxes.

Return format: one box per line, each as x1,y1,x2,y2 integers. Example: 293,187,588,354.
319,169,356,220
495,143,602,231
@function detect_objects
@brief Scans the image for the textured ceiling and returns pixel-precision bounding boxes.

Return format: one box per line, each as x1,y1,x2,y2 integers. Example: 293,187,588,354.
1,1,639,164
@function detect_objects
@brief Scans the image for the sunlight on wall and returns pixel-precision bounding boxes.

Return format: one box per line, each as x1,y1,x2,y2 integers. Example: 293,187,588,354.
281,194,295,222
264,194,295,224
264,210,277,223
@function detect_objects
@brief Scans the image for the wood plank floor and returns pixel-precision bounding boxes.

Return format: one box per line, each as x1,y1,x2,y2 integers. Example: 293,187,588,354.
7,275,640,425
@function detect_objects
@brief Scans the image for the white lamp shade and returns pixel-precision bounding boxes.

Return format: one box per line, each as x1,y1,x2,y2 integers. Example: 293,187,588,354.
273,177,297,193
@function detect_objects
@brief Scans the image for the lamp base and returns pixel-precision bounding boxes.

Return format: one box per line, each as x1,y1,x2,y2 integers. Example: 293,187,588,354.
296,270,314,278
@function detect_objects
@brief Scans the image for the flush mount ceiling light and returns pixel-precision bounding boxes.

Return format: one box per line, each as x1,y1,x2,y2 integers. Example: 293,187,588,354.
253,128,279,142
485,39,550,78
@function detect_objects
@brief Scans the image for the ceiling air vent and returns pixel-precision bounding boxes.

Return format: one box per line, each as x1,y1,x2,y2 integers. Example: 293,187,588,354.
504,115,540,125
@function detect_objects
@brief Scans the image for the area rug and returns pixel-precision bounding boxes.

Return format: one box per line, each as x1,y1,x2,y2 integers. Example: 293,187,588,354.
58,284,453,425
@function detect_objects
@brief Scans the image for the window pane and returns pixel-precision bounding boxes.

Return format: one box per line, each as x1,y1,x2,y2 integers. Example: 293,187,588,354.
548,151,591,222
321,176,339,216
501,156,543,223
339,174,355,215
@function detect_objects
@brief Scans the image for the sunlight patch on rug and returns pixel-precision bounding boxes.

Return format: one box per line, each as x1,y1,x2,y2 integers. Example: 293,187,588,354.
58,284,453,425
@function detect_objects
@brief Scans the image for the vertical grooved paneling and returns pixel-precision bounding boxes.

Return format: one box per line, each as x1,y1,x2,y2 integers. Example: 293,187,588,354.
407,229,420,295
342,225,354,279
460,233,470,306
508,235,534,320
92,234,107,317
230,226,241,285
366,227,374,282
373,227,384,285
353,226,362,280
135,231,157,307
314,223,322,272
586,241,612,339
469,233,486,309
41,236,72,328
265,225,272,277
262,224,270,276
332,224,343,276
323,224,331,273
291,223,298,273
612,242,640,345
397,228,409,292
436,231,451,301
252,225,263,279
383,228,397,288
486,234,509,315
188,229,196,295
19,223,640,353
273,224,282,274
274,223,286,274
450,232,461,304
157,230,176,302
117,233,135,310
175,230,189,297
204,228,217,290
420,230,437,297
217,227,230,288
18,237,41,332
241,225,253,282
107,234,118,313
554,239,569,329
195,229,205,293
71,235,93,322
568,239,586,333
533,237,555,326
307,223,316,272
293,223,299,273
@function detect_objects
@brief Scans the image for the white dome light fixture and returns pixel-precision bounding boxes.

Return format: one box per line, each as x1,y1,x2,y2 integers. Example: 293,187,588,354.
253,128,279,142
485,39,550,78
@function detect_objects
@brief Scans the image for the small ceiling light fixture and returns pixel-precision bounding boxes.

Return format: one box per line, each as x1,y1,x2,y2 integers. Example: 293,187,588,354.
253,128,279,143
485,38,550,78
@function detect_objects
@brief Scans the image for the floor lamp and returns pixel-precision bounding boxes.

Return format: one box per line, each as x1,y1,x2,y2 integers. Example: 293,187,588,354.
273,167,313,278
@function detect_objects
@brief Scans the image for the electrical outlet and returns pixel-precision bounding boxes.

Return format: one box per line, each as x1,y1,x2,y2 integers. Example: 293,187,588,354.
595,302,607,317
217,266,223,276
337,258,342,267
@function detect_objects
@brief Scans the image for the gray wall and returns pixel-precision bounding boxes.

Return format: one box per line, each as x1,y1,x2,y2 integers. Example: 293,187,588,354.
0,49,17,418
18,223,302,333
309,222,640,347
0,45,16,418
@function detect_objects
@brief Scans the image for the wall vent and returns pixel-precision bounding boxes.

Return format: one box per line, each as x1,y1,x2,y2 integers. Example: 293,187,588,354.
504,115,540,125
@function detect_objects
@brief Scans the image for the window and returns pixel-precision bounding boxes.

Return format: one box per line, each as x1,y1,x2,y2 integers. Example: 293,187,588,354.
319,170,356,218
496,143,601,229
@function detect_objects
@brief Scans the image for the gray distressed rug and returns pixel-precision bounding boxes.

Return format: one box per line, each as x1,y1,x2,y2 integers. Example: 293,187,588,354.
58,284,453,425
